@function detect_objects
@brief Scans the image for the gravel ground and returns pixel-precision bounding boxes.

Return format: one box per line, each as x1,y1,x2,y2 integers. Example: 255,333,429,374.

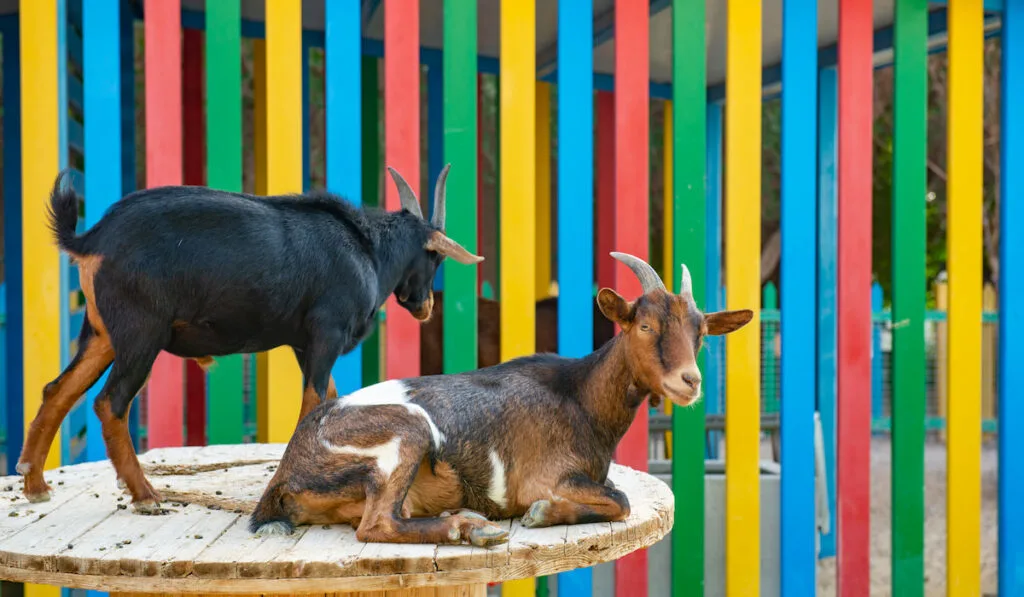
815,435,999,596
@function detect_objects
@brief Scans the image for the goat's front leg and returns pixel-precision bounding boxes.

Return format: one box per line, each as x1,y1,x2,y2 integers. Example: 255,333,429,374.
292,337,344,425
521,474,631,528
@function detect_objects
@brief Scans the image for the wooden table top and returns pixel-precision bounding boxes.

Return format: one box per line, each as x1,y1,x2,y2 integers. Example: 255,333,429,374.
0,444,674,594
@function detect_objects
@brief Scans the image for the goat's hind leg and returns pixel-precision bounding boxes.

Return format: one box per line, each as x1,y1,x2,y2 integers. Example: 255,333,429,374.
521,474,631,528
93,334,168,514
353,437,507,547
18,320,113,502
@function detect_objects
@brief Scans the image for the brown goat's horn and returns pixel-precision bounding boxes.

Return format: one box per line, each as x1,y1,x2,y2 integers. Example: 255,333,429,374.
610,251,667,294
679,263,693,295
431,163,451,230
386,166,424,219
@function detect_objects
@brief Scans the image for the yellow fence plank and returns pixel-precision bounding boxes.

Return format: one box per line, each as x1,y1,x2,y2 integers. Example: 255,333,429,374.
946,0,983,593
724,0,763,594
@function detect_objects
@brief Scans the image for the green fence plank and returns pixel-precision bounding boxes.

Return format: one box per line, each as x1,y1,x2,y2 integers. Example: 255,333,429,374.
361,55,382,387
442,0,478,375
891,0,928,592
671,0,707,593
205,0,245,445
762,282,778,414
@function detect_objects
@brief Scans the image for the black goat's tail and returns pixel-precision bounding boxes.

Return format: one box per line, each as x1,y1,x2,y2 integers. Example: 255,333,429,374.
46,169,85,254
248,481,295,536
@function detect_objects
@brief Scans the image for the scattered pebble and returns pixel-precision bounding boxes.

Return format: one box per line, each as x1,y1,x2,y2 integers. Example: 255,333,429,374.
3,485,13,492
57,481,64,486
194,534,204,540
8,511,17,517
66,544,74,550
215,490,222,495
93,493,99,498
117,504,127,510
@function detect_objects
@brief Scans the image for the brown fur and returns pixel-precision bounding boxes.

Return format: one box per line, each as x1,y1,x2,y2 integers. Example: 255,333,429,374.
251,254,753,546
94,400,162,508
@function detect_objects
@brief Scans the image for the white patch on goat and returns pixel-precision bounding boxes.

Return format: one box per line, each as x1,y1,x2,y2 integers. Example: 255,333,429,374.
322,436,403,478
487,450,508,509
334,379,445,448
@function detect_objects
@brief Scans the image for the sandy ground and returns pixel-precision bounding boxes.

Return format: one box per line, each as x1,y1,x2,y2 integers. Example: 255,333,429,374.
815,435,999,596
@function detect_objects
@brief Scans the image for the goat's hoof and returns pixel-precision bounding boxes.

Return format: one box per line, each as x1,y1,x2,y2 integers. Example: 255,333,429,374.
447,525,462,543
132,499,169,515
521,500,552,528
469,524,509,547
24,490,52,503
116,477,127,490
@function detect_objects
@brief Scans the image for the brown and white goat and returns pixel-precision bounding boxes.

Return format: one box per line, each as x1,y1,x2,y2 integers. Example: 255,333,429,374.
249,252,753,546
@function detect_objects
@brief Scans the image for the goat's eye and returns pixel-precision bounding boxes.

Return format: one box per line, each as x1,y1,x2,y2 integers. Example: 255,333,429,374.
640,324,652,333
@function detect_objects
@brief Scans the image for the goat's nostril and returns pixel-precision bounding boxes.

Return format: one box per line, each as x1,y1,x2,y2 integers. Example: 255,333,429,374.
681,373,701,389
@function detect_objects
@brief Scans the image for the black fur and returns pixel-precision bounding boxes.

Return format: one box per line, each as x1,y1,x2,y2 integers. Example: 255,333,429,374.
47,168,447,418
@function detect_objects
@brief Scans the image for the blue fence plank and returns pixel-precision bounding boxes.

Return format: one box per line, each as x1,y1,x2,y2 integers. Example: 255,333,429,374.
428,62,444,292
2,14,23,477
704,101,724,459
556,0,594,594
325,0,363,395
83,0,123,466
1000,0,1024,593
780,0,819,590
816,65,839,559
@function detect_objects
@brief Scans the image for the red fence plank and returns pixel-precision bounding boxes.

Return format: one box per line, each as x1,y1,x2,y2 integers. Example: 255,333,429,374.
144,0,185,449
837,0,874,592
613,0,650,595
383,0,421,380
182,26,206,447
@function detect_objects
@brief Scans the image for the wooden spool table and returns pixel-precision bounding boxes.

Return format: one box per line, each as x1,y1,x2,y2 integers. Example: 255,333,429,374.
0,444,674,596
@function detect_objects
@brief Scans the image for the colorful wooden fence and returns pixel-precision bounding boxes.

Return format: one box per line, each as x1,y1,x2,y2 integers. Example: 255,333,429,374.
0,2,1021,597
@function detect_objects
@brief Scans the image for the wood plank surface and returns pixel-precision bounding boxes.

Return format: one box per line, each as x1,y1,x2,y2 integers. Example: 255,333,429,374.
0,445,671,593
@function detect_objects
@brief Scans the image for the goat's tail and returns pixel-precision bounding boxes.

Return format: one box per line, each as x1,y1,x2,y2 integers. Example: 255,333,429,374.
248,481,295,536
46,169,84,254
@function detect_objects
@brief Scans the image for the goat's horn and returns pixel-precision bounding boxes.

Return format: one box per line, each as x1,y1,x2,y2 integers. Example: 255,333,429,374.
431,163,451,230
679,263,693,295
610,251,667,294
386,166,424,219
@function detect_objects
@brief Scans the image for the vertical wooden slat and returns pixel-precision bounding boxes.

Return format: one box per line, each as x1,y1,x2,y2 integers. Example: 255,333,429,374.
325,0,363,395
260,0,305,443
361,55,382,386
837,0,874,592
556,0,594,592
999,1,1024,593
442,0,479,376
724,0,762,592
671,0,706,590
704,101,725,459
182,26,206,447
143,0,185,449
817,67,839,560
499,0,536,595
3,11,24,476
535,82,552,300
204,0,245,445
946,0,983,593
21,1,61,594
383,0,421,381
595,91,615,292
613,0,649,593
83,0,122,459
891,0,928,591
780,0,818,590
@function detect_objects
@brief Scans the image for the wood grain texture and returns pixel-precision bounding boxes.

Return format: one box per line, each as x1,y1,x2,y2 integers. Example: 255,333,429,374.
0,445,672,593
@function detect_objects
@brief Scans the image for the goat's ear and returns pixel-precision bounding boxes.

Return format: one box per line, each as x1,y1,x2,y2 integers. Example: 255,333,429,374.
425,230,485,265
597,288,635,327
705,309,754,335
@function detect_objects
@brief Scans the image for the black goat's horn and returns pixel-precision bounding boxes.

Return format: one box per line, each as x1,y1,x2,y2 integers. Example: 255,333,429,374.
431,163,451,230
386,166,424,219
610,251,667,294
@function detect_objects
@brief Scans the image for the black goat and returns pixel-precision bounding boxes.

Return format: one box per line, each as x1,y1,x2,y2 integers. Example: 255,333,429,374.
17,165,482,513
